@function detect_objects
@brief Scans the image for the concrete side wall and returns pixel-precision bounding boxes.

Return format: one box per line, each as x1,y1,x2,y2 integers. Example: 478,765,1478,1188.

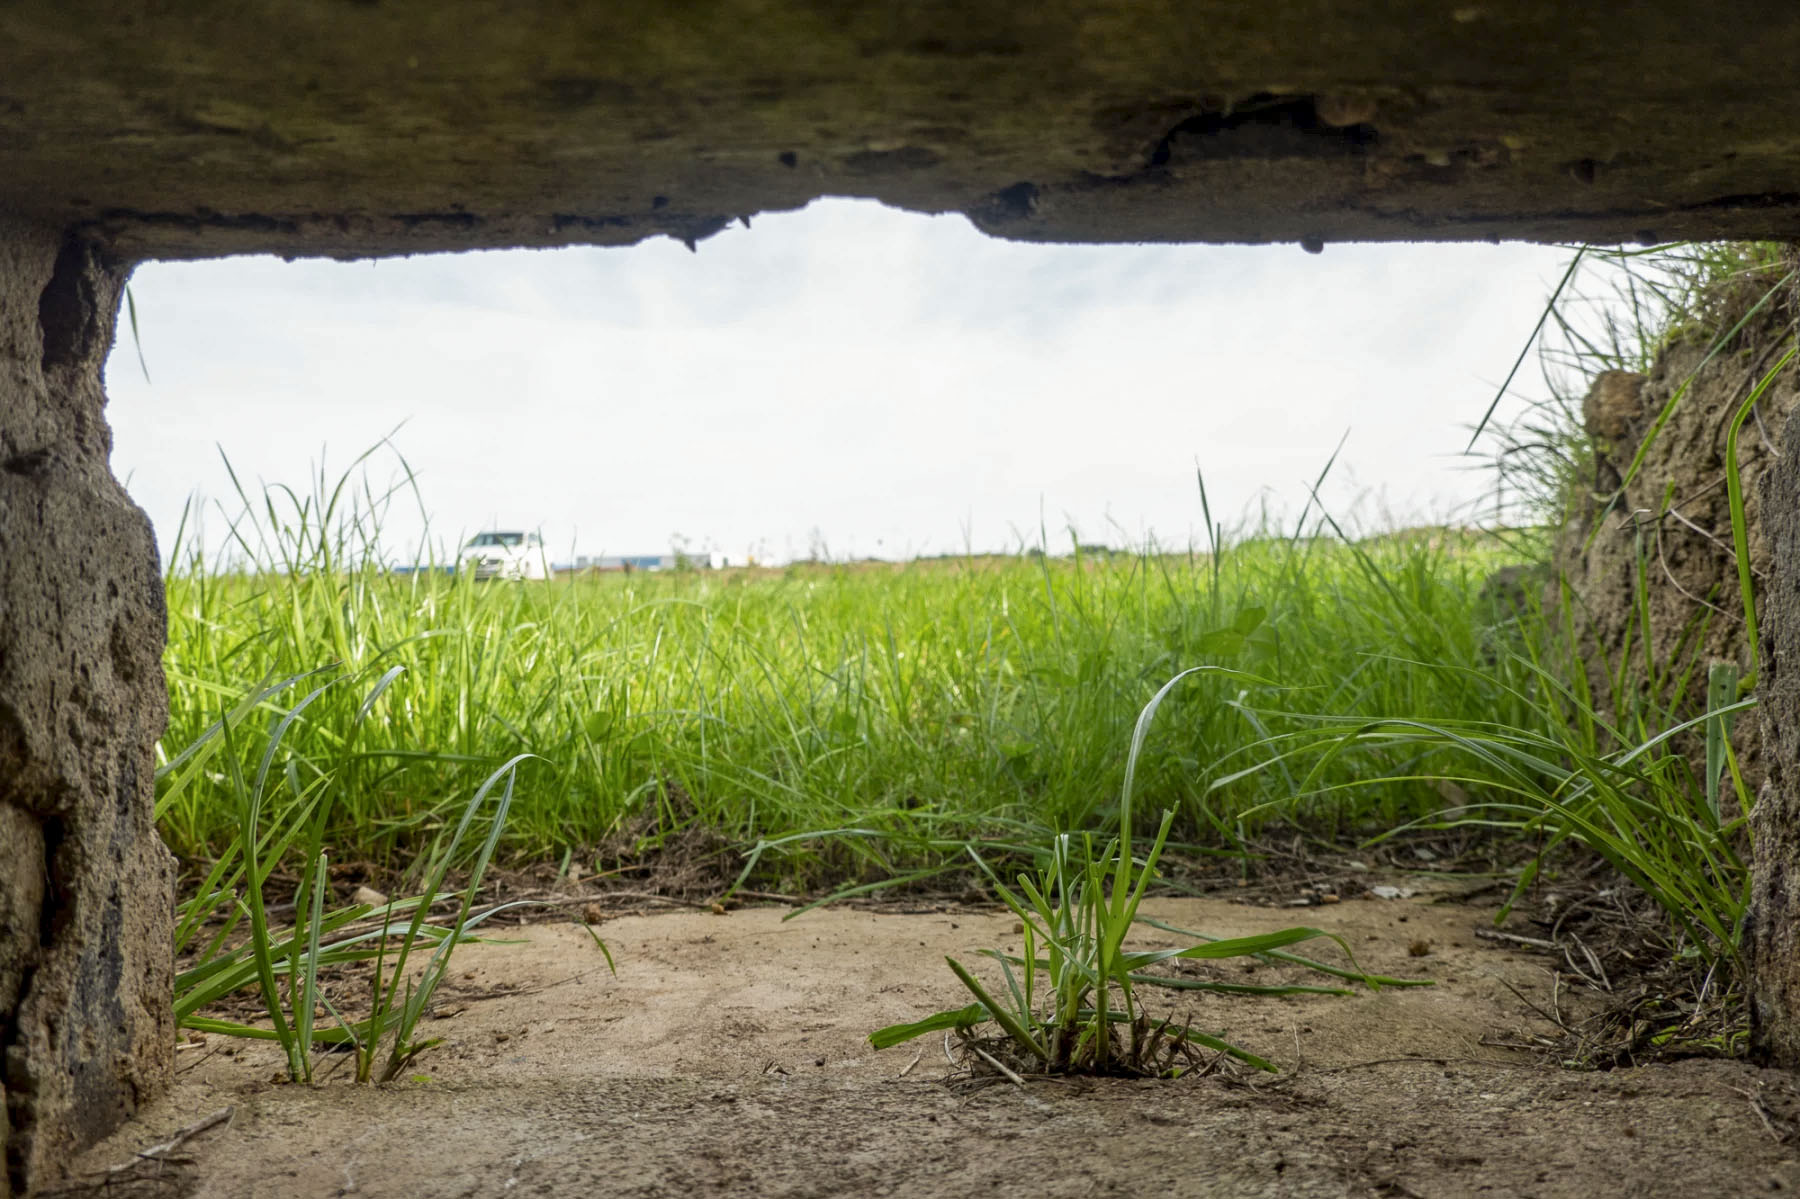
1754,396,1800,1062
0,217,173,1194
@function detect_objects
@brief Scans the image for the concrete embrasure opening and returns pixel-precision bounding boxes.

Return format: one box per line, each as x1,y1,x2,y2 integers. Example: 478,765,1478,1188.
9,3,1800,1192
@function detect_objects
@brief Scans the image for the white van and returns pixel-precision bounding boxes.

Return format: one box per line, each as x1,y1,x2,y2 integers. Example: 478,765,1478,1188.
459,531,549,580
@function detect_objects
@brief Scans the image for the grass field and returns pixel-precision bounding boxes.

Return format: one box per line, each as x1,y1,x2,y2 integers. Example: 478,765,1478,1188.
155,467,1554,891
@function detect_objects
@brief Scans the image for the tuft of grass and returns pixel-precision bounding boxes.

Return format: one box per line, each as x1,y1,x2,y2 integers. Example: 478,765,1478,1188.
1431,240,1789,1004
165,669,610,1082
1224,471,1760,977
868,669,1424,1078
1479,240,1794,533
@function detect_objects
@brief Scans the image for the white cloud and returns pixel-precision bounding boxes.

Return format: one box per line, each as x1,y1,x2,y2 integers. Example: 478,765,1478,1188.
106,199,1572,565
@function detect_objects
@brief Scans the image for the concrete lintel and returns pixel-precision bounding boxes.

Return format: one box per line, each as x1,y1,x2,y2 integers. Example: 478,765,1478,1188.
2,3,1800,260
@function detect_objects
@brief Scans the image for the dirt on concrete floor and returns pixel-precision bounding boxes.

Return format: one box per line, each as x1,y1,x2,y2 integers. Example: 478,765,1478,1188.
61,894,1800,1199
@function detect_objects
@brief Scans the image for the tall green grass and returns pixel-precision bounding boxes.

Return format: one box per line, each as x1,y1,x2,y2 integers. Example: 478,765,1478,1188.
1481,241,1793,530
1223,659,1755,973
156,454,1538,889
1340,240,1793,982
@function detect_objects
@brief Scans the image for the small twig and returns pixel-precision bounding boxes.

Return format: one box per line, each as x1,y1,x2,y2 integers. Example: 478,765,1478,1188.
1733,1085,1789,1143
1654,518,1737,616
319,1041,358,1083
540,889,718,911
174,1039,227,1078
969,1044,1027,1089
107,1106,235,1173
443,964,609,1005
898,1046,925,1079
1190,1044,1230,1078
1581,936,1612,991
1305,1055,1509,1074
1474,928,1558,951
1307,1057,1450,1074
1499,975,1566,1031
1563,935,1611,993
1478,1035,1559,1053
1696,959,1721,1010
1549,892,1601,941
1428,879,1509,904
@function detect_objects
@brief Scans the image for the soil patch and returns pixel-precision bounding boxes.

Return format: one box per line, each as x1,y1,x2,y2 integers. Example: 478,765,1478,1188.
66,895,1800,1198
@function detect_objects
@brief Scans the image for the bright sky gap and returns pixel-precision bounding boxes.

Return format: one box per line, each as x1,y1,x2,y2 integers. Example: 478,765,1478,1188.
107,198,1573,567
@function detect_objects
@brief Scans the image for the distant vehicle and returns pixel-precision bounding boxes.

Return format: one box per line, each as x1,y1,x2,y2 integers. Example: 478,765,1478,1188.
568,551,728,572
459,531,548,580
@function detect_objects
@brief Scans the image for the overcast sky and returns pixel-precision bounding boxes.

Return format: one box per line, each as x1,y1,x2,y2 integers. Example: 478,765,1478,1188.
105,198,1572,566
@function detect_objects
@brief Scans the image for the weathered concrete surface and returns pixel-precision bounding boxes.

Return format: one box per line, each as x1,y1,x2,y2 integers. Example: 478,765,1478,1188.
7,3,1800,259
0,219,174,1194
1753,351,1800,1063
63,908,1800,1199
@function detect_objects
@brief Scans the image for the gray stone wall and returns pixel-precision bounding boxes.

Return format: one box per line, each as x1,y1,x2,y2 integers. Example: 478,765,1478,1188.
0,217,173,1194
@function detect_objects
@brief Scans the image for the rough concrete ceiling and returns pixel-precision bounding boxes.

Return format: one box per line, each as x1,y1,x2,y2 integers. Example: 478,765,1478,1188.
3,2,1799,259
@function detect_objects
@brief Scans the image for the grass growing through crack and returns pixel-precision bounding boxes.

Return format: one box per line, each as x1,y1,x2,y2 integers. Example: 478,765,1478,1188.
164,666,610,1081
869,669,1428,1079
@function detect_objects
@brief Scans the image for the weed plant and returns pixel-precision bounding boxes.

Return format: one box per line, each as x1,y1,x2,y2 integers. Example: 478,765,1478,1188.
869,669,1428,1078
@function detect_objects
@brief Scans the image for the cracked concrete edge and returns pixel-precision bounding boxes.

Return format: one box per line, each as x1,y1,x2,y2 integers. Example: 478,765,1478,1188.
0,214,174,1195
61,174,1800,263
